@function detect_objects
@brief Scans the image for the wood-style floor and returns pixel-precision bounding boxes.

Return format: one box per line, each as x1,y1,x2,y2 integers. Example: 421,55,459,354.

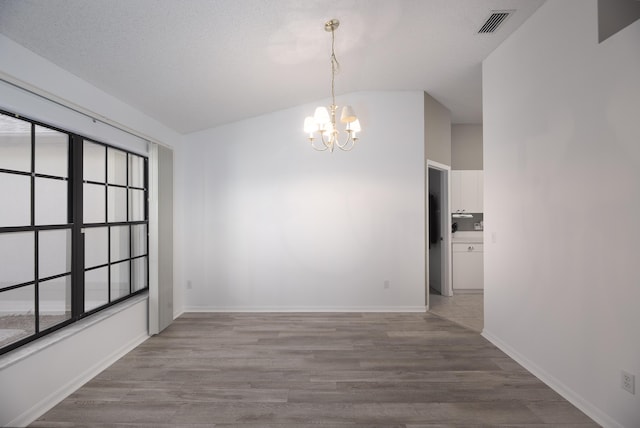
32,312,598,427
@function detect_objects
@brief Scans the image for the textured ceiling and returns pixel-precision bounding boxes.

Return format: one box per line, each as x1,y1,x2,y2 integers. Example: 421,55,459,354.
0,0,544,134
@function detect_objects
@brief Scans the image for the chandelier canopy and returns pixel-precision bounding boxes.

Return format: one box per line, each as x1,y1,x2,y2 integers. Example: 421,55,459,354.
303,19,361,152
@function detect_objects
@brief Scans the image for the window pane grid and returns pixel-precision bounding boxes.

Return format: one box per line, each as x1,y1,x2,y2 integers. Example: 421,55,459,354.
35,177,68,225
105,183,129,189
0,284,35,349
83,144,148,309
0,224,73,234
35,125,68,178
39,273,72,332
1,281,37,292
85,263,112,272
34,173,68,181
0,114,31,172
1,109,149,356
37,271,73,282
0,168,31,176
0,172,31,228
0,231,34,289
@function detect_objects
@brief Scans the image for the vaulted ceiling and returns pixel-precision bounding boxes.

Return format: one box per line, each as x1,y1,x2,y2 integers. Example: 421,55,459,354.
0,0,544,134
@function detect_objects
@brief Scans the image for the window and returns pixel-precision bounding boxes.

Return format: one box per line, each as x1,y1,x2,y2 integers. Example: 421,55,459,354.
82,142,148,313
0,110,148,355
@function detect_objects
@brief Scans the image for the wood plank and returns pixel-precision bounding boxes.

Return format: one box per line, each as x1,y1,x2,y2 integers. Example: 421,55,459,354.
32,313,598,427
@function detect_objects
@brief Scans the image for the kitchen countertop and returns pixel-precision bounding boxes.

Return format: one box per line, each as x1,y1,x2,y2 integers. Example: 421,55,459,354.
451,231,483,244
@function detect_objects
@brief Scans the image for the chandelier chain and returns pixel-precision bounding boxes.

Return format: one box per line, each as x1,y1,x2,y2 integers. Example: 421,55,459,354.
330,27,340,108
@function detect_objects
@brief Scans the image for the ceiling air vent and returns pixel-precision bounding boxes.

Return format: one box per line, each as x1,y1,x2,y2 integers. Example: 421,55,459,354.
478,10,513,34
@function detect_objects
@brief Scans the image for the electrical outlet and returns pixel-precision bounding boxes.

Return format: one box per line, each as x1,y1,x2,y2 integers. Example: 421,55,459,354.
621,370,635,394
384,280,390,289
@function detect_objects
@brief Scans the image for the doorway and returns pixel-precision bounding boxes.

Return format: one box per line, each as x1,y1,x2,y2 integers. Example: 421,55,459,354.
426,161,452,310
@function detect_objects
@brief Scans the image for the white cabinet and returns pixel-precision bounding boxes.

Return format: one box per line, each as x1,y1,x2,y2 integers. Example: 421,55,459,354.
452,243,484,290
451,170,464,213
451,170,483,214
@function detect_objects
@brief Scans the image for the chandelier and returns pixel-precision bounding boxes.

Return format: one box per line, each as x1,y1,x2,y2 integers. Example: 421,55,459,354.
303,19,361,152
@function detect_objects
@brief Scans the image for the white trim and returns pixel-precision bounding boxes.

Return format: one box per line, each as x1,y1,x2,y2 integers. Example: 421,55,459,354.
0,80,149,157
6,331,148,428
184,306,427,313
0,72,171,149
426,159,450,171
482,329,622,428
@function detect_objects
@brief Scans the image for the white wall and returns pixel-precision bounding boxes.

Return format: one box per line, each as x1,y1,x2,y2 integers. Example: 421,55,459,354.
451,124,483,170
483,1,640,427
0,298,148,427
180,91,426,311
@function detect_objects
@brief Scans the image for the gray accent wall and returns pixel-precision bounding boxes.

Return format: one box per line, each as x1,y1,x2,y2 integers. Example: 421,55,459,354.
598,0,640,42
149,143,174,335
451,124,483,170
157,145,174,332
424,92,451,166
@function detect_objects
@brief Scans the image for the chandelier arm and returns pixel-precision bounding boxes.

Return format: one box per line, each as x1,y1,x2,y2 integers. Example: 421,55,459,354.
335,134,356,151
310,140,329,151
339,139,357,151
318,132,334,151
334,131,352,147
311,134,331,151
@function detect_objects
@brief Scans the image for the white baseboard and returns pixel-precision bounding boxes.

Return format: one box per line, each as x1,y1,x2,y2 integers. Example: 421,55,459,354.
482,329,622,428
453,289,484,294
7,332,149,428
184,305,427,313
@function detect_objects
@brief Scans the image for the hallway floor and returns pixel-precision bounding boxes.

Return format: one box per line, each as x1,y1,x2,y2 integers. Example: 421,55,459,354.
429,291,484,333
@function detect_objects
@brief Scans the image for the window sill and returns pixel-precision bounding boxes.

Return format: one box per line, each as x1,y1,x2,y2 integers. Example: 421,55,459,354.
0,292,148,370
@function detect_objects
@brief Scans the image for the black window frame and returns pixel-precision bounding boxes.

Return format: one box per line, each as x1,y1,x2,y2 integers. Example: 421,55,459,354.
0,109,149,356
